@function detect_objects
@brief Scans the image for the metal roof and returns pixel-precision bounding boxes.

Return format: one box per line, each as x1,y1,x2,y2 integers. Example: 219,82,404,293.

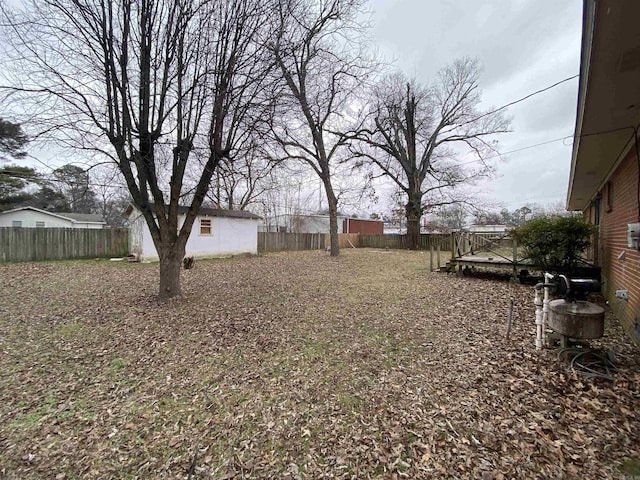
126,204,261,220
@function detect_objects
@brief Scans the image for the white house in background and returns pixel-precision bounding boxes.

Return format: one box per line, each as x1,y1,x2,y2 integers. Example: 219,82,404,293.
261,213,341,233
467,224,508,234
0,206,106,229
125,204,261,262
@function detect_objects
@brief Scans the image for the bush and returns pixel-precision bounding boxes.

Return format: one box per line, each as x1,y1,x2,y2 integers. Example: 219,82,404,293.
513,214,595,272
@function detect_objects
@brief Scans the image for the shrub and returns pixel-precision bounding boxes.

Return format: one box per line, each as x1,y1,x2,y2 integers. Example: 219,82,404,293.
513,214,595,272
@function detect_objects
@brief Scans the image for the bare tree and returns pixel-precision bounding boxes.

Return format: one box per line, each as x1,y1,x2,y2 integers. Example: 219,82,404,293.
91,164,131,227
430,203,468,231
2,0,273,299
356,60,510,249
268,0,372,256
206,142,279,210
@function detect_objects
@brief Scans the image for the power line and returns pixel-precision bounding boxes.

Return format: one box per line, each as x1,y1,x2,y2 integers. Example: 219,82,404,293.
461,74,579,126
0,135,574,182
456,135,573,168
501,192,566,206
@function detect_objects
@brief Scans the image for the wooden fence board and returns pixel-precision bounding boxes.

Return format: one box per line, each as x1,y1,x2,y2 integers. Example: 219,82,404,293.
258,232,326,252
324,233,360,249
0,227,129,262
257,232,453,253
359,234,452,251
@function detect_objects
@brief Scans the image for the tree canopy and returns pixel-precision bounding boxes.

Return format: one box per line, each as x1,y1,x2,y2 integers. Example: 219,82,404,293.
0,118,28,161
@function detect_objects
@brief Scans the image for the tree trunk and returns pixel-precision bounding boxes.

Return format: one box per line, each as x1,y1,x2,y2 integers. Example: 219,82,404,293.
325,179,340,257
405,194,422,250
158,248,184,300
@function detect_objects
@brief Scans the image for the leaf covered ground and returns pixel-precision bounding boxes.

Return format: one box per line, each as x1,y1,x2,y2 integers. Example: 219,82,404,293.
1,249,639,479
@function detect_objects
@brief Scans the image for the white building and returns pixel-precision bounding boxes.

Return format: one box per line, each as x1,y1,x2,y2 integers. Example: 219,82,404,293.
0,206,106,229
261,213,339,233
467,224,508,233
126,205,261,262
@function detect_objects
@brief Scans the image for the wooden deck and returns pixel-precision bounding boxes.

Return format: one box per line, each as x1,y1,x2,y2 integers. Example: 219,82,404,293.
449,255,534,279
447,230,530,279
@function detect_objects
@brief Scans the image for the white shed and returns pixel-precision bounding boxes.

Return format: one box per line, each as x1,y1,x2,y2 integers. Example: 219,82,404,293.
0,206,106,229
125,205,261,262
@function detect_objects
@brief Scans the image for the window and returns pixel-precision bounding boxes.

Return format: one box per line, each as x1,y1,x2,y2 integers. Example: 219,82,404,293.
12,220,22,228
199,218,212,235
606,180,613,212
36,221,45,228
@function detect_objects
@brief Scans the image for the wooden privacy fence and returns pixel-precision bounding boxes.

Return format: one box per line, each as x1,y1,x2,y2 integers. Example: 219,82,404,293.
258,232,452,253
0,227,129,262
325,233,360,249
258,232,326,252
359,234,452,251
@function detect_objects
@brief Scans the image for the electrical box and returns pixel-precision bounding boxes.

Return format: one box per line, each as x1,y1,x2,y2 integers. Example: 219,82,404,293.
628,223,640,249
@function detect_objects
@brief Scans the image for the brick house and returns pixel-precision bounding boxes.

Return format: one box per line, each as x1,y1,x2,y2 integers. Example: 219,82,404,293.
567,0,640,344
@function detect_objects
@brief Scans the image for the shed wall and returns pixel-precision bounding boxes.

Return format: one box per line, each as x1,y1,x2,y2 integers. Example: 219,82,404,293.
130,211,258,262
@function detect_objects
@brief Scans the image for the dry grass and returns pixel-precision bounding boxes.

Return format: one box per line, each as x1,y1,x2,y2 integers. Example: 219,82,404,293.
0,249,639,479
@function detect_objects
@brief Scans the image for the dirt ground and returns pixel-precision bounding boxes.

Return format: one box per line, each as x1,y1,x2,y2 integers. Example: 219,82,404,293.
1,249,639,479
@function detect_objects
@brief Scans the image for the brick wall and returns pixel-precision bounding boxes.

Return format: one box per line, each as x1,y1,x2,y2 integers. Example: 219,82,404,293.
588,146,640,345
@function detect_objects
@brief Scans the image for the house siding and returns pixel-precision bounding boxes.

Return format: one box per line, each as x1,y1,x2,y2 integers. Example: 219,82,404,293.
587,146,640,344
0,210,74,228
0,209,104,228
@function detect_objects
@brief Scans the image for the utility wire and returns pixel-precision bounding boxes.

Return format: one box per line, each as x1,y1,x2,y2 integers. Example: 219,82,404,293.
455,135,573,168
460,74,579,127
0,136,575,180
1,76,582,207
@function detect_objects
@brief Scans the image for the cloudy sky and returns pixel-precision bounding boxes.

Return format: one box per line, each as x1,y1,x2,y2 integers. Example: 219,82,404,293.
368,0,583,212
2,0,584,217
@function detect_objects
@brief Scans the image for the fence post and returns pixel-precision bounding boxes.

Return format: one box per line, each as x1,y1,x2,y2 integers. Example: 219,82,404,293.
512,237,518,282
430,245,434,271
451,232,456,260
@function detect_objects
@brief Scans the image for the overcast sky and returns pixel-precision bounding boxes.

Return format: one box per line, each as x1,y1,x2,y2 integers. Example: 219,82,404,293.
4,0,584,217
368,0,583,213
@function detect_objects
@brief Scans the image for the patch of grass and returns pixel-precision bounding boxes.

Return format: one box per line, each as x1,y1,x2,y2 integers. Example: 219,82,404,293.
336,393,363,412
44,393,58,407
109,357,126,371
56,322,83,340
620,457,640,476
9,410,46,430
8,393,86,429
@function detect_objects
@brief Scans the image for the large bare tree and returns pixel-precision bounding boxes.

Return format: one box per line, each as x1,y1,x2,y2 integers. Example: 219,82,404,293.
2,0,273,299
206,141,280,211
357,60,510,249
268,0,372,256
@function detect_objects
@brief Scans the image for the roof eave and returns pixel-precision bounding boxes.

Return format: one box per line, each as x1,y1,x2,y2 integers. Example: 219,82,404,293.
567,0,597,211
